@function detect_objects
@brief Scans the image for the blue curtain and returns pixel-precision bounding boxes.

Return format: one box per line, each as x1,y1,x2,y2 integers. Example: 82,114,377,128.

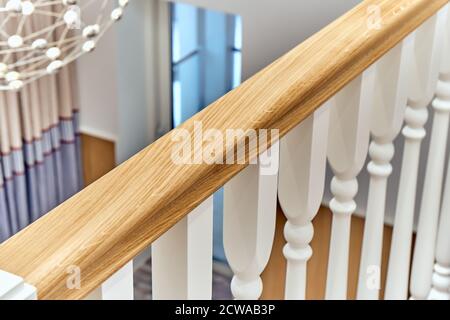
0,66,83,242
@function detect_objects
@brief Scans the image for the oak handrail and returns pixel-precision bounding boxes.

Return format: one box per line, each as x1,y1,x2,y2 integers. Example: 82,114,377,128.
0,0,446,300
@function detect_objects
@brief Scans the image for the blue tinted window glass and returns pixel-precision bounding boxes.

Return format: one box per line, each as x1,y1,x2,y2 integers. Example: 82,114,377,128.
234,16,242,50
232,51,242,89
172,55,201,127
172,3,199,63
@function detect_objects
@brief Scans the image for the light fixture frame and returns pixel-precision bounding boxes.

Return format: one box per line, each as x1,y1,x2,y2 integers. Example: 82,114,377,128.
0,0,128,91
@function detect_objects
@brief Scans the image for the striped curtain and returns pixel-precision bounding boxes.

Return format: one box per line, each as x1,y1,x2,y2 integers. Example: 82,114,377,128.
0,64,83,242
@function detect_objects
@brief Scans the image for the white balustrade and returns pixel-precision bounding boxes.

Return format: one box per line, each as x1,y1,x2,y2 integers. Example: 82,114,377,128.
223,143,279,300
357,37,413,300
325,66,376,300
0,270,37,300
278,105,330,300
152,197,213,300
385,7,448,300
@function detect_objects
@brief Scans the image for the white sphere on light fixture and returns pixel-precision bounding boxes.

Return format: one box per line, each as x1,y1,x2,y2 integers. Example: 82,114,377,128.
82,40,96,52
0,63,8,78
46,47,62,60
82,24,100,38
6,0,21,13
111,8,123,21
119,0,129,8
5,71,20,82
9,79,23,91
0,0,127,91
31,38,48,50
47,60,64,74
63,8,79,27
8,35,23,48
21,1,35,15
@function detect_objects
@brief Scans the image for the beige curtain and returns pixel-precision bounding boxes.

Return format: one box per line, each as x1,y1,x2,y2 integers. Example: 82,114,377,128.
0,7,83,241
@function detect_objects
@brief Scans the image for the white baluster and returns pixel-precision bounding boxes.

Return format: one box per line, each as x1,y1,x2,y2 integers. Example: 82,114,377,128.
152,196,213,300
429,159,450,300
429,154,450,299
385,7,448,300
357,37,412,300
429,10,450,300
86,262,134,300
0,270,37,300
224,143,279,300
278,105,330,300
411,81,450,301
325,67,375,300
411,6,450,301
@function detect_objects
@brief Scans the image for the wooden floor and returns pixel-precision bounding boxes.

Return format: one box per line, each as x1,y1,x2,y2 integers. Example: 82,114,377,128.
80,134,116,186
261,206,395,300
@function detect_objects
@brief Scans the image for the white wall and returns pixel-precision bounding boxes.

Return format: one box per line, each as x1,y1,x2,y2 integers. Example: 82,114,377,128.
115,0,158,163
77,2,119,142
77,0,159,163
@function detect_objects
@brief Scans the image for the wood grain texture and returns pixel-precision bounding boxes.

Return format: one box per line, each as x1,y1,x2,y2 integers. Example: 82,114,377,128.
0,0,446,300
261,207,395,300
81,134,116,186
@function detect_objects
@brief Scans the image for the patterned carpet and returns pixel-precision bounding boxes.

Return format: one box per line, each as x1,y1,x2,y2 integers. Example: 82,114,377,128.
133,259,233,300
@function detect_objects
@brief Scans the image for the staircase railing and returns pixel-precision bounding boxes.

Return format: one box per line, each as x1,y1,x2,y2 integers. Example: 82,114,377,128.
0,0,449,300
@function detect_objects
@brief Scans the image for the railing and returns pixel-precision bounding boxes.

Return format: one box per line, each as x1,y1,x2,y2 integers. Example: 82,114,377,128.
1,0,450,300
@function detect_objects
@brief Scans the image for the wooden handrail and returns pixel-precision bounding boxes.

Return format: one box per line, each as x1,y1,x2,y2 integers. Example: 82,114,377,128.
0,0,446,300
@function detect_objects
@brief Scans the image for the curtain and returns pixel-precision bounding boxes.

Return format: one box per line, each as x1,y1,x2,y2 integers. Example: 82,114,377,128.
0,4,84,242
0,64,83,242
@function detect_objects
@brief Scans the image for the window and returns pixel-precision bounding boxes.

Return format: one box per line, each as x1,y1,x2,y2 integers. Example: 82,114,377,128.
171,3,242,127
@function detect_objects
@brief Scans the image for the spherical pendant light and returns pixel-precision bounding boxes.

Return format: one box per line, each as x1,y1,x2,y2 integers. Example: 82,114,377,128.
0,0,128,91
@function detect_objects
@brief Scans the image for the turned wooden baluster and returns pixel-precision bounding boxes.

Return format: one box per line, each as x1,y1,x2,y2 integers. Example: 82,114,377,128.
278,106,330,300
224,143,279,300
385,7,448,300
152,197,213,300
357,38,413,300
325,67,375,300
